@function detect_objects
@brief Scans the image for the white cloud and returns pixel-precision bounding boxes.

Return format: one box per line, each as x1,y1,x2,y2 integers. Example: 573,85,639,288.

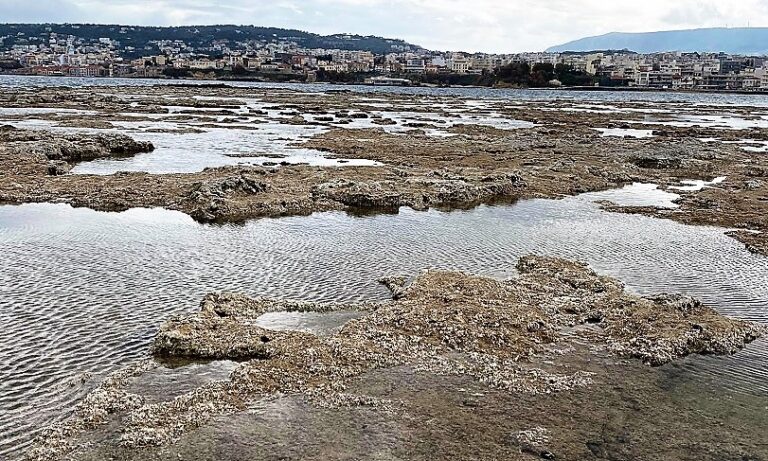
0,0,766,52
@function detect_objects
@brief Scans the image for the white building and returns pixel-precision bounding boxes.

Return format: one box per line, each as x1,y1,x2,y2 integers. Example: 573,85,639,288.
447,54,471,73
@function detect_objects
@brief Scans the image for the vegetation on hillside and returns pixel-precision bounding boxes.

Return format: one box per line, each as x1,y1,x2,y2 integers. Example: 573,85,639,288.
0,24,420,57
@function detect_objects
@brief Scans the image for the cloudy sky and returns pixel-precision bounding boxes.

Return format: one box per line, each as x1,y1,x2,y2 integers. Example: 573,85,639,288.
1,0,766,52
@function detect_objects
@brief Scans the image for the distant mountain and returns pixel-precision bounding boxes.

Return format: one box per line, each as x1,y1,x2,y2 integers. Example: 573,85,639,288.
0,24,421,56
546,28,768,55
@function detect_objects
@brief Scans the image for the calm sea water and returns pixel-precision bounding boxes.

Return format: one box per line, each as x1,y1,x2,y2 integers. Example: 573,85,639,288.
4,74,768,106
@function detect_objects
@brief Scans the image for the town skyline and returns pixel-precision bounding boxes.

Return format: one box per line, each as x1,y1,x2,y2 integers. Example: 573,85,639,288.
1,0,767,53
3,23,768,92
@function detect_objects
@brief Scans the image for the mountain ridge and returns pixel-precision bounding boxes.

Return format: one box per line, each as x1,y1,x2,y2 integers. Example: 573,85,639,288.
546,27,768,55
0,23,422,56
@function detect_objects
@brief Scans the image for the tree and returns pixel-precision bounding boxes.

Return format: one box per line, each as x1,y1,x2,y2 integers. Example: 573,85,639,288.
162,67,191,78
554,63,596,86
232,64,249,76
494,62,531,86
530,63,555,87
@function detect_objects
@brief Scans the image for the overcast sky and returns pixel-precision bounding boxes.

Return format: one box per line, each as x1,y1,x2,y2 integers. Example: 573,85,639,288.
1,0,767,52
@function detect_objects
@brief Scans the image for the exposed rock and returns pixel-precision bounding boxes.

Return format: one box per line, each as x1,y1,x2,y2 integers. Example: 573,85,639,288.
153,292,375,359
1,86,767,255
56,119,114,129
22,256,765,460
513,427,553,458
312,175,524,211
0,129,154,164
632,156,683,169
188,174,268,199
371,118,397,125
46,160,70,176
378,275,410,299
184,172,270,221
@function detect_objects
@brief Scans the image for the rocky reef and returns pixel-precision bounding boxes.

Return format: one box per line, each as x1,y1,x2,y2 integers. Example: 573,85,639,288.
1,85,767,254
24,256,763,460
0,125,154,176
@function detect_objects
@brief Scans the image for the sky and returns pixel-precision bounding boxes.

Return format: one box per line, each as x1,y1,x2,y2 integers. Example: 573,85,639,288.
1,0,768,53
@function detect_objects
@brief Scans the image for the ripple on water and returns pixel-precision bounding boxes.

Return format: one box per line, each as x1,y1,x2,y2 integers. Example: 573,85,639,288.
1,185,767,456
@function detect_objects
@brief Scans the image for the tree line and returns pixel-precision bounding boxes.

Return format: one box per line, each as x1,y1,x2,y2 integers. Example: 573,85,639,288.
411,63,598,87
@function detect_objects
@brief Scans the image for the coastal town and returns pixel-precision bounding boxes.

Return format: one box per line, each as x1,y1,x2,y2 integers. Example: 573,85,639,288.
1,24,768,90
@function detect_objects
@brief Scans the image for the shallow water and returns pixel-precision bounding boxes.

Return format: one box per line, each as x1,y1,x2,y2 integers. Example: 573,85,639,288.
70,122,381,174
636,114,768,130
5,75,768,176
1,107,381,174
256,311,366,336
595,127,655,138
1,183,767,456
5,74,768,107
668,176,727,191
0,96,531,174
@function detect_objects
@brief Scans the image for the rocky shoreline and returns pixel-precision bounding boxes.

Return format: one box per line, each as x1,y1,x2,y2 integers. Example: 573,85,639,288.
0,85,767,255
23,256,765,460
4,83,768,459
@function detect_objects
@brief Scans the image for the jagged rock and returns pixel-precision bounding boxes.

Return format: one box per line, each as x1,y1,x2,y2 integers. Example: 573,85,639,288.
513,427,553,458
47,160,70,176
155,255,761,366
0,129,154,163
1,88,767,259
24,256,765,458
378,275,410,299
153,292,373,359
133,256,761,446
632,156,683,169
185,173,270,221
312,179,404,209
372,118,397,125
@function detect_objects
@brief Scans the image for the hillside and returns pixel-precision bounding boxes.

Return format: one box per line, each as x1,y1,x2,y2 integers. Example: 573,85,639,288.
546,27,768,55
0,24,421,56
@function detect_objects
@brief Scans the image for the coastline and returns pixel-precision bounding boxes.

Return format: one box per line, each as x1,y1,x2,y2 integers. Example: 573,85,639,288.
6,72,768,95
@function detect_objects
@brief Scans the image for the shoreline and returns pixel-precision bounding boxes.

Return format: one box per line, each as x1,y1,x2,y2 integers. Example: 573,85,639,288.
5,72,768,96
558,85,768,95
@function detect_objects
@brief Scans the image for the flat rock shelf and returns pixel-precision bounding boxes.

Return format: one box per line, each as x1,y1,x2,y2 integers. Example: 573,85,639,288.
1,77,767,460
